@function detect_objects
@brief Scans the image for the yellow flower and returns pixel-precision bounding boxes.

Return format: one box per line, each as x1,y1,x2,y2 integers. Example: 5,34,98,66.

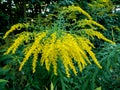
84,29,115,44
4,29,107,77
62,34,88,68
40,32,102,77
4,32,31,54
32,50,38,73
63,5,92,20
19,32,46,71
59,45,77,77
76,37,102,68
98,0,110,3
3,4,115,77
4,35,24,54
41,32,58,75
77,19,106,30
3,23,29,39
32,44,43,73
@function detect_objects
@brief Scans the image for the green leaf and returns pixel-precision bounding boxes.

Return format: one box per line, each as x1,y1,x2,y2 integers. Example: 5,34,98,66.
50,82,54,90
95,86,101,90
82,79,89,90
45,87,48,90
0,79,8,89
0,79,8,83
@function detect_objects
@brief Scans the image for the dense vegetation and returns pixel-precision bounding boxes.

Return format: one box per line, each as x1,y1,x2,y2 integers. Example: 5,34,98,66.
0,0,120,90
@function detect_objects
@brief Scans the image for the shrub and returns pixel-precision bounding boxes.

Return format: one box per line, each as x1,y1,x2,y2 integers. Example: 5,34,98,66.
2,5,116,90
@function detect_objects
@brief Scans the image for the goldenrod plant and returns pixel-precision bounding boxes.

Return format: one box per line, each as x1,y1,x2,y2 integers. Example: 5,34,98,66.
3,5,115,77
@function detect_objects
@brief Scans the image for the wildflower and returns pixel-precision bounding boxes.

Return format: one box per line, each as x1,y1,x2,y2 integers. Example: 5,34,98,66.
3,5,115,77
4,32,31,54
32,50,38,73
41,32,58,75
4,28,114,77
32,44,42,73
3,23,29,39
78,19,106,30
84,29,115,44
19,32,46,71
63,5,92,20
40,32,102,77
4,35,24,54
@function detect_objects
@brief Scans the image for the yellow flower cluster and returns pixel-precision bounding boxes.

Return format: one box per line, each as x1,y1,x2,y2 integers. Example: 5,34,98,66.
3,23,29,39
97,0,110,3
19,32,46,72
88,0,113,14
84,29,115,44
3,5,115,77
39,31,103,77
4,32,32,54
78,19,106,30
3,29,103,77
62,5,92,20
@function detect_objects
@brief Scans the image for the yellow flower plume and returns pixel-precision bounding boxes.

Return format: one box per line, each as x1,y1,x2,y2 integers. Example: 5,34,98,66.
62,5,92,20
3,23,29,39
40,32,102,77
3,28,114,77
4,32,32,55
19,32,46,71
3,5,115,77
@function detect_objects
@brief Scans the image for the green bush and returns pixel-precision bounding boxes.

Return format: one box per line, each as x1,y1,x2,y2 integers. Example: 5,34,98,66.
0,0,120,90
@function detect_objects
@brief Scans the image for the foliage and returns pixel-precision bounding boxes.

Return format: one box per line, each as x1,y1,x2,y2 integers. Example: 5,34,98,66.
3,5,115,78
49,43,120,90
0,0,120,90
87,0,120,43
96,43,120,89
